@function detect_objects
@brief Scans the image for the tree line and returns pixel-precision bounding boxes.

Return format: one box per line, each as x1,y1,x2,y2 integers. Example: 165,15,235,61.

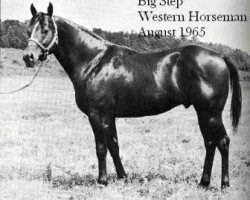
0,19,249,71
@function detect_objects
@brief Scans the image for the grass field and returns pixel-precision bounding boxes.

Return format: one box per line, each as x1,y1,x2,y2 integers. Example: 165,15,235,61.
0,48,250,199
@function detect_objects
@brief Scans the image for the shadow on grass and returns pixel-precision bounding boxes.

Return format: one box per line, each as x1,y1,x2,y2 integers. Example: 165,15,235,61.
51,174,96,189
50,171,200,189
127,171,199,185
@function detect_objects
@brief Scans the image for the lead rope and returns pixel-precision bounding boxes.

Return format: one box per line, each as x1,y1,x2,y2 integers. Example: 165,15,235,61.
0,16,59,95
0,61,44,94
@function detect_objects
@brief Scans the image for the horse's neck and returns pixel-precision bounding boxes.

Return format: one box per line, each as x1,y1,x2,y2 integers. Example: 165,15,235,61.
53,16,108,80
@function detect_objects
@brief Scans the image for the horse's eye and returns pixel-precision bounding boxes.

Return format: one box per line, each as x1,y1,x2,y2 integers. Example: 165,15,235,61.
27,30,31,36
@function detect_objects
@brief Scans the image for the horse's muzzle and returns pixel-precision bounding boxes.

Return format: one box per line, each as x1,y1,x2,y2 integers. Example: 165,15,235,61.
23,54,35,68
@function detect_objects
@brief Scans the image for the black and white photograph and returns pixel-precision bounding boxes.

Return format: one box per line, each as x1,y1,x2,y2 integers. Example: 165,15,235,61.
0,0,249,199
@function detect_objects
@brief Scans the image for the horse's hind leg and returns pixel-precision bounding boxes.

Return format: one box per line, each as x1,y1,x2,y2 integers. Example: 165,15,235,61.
107,121,127,179
196,108,230,188
217,130,230,188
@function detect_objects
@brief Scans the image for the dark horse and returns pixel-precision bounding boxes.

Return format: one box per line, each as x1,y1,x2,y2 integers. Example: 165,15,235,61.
23,3,241,188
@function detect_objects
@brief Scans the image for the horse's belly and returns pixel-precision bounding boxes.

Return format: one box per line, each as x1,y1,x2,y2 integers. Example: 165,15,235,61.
114,95,180,117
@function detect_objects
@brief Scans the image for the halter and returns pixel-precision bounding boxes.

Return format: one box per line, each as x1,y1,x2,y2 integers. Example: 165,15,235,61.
0,17,58,95
28,17,58,55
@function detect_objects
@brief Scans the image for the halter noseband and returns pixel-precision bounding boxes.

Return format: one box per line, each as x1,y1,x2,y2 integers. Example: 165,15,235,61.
28,17,58,55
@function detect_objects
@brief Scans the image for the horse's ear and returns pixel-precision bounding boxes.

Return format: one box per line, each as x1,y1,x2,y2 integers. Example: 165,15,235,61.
30,3,37,17
47,2,53,17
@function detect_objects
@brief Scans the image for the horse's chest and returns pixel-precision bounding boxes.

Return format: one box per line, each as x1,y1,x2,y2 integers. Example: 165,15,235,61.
74,93,89,114
74,82,114,114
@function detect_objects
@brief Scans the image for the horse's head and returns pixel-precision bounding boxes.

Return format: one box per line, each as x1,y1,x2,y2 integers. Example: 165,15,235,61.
23,3,58,68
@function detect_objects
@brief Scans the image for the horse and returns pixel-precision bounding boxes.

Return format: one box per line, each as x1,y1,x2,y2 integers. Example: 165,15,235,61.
23,3,242,188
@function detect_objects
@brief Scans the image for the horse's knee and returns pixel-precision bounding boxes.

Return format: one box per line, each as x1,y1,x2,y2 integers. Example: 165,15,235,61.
96,143,107,158
209,117,217,124
204,140,215,151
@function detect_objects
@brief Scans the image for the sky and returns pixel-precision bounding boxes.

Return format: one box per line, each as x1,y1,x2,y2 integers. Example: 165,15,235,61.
1,0,250,53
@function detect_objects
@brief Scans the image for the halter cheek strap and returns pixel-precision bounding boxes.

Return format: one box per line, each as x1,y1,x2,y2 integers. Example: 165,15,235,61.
28,17,58,54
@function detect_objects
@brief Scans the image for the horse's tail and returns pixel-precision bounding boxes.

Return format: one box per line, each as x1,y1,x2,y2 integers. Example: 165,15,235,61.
223,56,242,132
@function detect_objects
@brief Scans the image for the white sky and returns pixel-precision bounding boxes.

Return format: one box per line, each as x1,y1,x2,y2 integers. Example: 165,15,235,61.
1,0,250,53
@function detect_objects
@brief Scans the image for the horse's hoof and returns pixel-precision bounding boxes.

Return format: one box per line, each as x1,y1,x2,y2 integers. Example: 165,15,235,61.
117,175,128,184
118,173,127,180
98,178,108,186
198,181,210,189
221,182,230,189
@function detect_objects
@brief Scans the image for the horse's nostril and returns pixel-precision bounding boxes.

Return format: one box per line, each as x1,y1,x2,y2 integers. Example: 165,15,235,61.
23,55,29,61
30,53,34,60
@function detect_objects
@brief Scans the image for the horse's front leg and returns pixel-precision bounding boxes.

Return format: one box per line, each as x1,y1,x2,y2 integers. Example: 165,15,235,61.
88,111,112,185
107,120,127,180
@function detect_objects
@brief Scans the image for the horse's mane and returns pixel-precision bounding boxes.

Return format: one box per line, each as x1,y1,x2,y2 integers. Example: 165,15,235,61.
54,16,107,42
53,16,139,52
